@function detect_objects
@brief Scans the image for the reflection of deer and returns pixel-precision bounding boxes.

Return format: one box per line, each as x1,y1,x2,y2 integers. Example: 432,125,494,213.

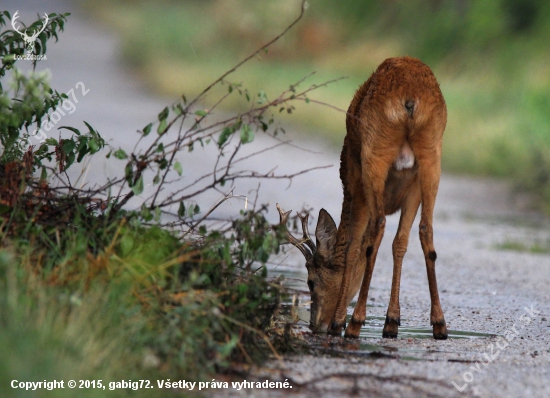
278,57,448,340
11,11,49,54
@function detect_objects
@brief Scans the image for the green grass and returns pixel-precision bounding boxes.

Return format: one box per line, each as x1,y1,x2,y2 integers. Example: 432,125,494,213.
0,212,284,396
0,239,167,398
495,239,550,254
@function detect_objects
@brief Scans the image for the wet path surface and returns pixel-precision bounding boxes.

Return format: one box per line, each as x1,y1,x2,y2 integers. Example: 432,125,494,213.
257,175,550,398
5,1,550,397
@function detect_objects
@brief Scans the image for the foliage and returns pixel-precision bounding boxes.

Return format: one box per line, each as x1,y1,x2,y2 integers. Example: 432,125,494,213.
0,4,316,390
0,11,105,177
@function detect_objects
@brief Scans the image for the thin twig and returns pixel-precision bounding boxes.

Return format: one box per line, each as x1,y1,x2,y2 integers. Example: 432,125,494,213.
181,189,240,239
183,0,308,112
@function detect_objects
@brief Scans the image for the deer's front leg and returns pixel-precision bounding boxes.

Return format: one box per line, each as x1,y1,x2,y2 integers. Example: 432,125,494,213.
344,169,389,339
345,215,385,338
329,191,369,335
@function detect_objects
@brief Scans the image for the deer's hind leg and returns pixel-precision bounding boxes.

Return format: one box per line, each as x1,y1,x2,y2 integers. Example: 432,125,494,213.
412,133,448,340
383,182,421,338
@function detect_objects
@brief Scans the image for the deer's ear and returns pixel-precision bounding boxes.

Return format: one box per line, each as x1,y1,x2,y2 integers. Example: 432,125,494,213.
316,208,337,260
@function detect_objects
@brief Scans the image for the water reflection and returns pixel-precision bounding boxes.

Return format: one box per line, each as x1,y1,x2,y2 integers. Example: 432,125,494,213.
273,267,496,360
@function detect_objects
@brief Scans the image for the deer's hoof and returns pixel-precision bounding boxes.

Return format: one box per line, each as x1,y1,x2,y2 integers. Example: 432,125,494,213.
344,316,363,338
382,316,400,338
432,320,448,340
328,319,346,336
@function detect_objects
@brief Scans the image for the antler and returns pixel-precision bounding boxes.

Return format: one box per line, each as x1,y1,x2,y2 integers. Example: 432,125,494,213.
28,13,49,40
296,211,316,254
11,11,25,37
276,203,315,261
11,12,49,42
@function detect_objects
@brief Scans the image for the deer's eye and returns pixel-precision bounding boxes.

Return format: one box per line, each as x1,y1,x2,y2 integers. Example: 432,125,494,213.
307,280,314,291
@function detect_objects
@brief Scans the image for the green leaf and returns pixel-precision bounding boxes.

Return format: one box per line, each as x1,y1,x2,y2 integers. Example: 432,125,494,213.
143,123,152,136
125,162,134,184
173,103,184,116
114,149,128,160
187,204,200,217
218,127,233,148
67,151,75,168
158,107,169,121
83,121,97,135
2,54,15,65
157,157,168,170
62,139,76,154
40,167,47,181
195,110,208,117
140,206,153,222
240,124,254,144
58,125,81,135
174,161,183,176
131,175,144,195
39,32,47,56
77,143,89,162
119,234,135,256
178,201,186,218
88,139,99,153
157,118,168,135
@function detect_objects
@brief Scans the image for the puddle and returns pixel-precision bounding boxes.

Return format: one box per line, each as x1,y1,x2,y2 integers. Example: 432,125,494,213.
268,268,308,293
272,268,496,361
351,314,495,340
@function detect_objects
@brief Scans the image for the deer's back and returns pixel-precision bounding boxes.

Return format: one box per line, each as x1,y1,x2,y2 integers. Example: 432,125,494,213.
346,57,446,157
342,57,447,214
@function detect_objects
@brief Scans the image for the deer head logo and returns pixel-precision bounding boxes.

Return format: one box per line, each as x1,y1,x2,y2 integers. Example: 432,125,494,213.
11,11,49,54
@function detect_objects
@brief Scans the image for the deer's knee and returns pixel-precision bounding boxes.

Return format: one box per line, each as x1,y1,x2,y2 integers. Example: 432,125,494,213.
392,237,408,259
419,222,433,239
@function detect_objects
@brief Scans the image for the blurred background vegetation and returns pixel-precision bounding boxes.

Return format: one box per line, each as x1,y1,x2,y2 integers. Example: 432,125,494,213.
85,0,550,210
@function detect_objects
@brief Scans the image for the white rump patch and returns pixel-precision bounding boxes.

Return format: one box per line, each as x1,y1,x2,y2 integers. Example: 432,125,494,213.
394,142,415,170
385,100,401,122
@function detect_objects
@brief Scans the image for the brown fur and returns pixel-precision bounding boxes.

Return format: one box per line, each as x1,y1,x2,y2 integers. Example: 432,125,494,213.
279,57,448,339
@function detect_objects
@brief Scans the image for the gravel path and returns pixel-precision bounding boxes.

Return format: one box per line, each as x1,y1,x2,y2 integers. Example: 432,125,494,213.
5,1,550,397
253,174,550,398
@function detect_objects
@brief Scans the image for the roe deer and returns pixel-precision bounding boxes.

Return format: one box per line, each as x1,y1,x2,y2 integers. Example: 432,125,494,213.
277,56,448,340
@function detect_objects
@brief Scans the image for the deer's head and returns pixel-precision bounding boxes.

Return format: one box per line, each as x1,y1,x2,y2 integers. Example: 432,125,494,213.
11,11,49,54
276,204,343,333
